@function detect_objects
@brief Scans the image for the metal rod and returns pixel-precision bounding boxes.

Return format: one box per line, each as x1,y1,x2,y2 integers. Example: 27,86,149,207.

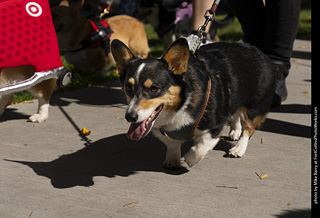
0,67,64,95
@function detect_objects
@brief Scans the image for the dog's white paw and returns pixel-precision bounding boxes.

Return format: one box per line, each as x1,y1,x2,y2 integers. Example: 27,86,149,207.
229,133,249,158
184,147,204,168
28,113,48,123
228,146,245,158
229,129,242,141
163,158,182,170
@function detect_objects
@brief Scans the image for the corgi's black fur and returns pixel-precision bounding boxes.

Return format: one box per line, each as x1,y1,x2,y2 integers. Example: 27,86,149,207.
111,38,276,170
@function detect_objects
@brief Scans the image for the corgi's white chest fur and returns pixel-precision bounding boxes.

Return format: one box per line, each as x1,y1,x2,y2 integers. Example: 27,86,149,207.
153,94,194,132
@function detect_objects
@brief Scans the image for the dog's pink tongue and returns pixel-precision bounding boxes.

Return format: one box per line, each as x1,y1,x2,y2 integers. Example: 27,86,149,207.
126,121,145,141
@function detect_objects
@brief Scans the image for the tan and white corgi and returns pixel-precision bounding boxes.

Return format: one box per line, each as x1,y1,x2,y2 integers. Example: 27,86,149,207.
51,0,149,74
0,66,56,123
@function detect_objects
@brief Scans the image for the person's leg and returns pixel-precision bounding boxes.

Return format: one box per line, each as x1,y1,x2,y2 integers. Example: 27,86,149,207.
226,0,266,50
227,0,301,107
191,0,213,30
265,0,301,106
265,0,301,68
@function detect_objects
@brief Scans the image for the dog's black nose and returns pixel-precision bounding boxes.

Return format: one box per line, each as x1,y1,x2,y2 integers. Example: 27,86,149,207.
125,112,138,123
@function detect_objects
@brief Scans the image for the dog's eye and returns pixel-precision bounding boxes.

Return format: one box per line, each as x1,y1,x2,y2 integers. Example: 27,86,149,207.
149,86,159,93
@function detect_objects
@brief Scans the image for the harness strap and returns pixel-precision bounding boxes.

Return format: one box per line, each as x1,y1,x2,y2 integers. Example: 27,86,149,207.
68,20,112,55
160,76,212,140
88,20,112,55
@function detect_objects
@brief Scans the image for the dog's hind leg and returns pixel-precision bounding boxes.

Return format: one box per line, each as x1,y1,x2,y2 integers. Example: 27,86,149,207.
229,107,266,158
0,67,20,116
28,96,50,123
229,109,242,141
28,79,56,123
184,130,221,167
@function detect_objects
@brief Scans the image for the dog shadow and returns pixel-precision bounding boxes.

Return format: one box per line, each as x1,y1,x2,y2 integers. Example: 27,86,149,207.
6,134,233,189
5,134,183,189
0,108,30,122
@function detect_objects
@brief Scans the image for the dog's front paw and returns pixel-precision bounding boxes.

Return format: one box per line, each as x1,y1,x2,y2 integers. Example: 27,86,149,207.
229,129,242,141
28,113,48,123
163,158,182,170
184,147,204,168
228,146,245,158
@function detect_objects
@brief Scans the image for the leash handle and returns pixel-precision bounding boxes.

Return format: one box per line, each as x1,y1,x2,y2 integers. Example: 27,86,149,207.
209,0,220,15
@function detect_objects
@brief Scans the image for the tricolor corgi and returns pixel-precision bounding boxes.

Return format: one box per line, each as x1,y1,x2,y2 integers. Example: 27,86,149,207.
111,38,276,170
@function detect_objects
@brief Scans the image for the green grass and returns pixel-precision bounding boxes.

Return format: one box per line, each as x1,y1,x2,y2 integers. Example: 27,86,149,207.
11,8,311,104
145,24,164,58
297,8,311,39
216,15,243,42
54,55,119,94
12,91,34,104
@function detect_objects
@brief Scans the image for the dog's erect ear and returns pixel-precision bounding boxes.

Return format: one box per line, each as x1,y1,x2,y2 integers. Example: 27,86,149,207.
162,38,190,76
76,0,84,7
111,39,135,77
59,0,70,7
70,0,84,13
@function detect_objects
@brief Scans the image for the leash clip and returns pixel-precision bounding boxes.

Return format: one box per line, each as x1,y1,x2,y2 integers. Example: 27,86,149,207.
100,8,109,18
197,9,215,38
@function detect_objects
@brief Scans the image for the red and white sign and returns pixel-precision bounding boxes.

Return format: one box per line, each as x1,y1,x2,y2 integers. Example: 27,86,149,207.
25,2,42,17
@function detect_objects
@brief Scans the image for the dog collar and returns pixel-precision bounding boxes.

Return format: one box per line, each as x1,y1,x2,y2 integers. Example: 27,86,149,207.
160,76,211,141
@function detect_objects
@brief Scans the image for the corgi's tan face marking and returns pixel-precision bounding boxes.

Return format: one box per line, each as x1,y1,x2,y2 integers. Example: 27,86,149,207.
143,79,153,88
138,86,181,112
128,77,135,85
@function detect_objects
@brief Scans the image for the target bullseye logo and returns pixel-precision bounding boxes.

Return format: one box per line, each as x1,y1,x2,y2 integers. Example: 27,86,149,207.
25,2,42,17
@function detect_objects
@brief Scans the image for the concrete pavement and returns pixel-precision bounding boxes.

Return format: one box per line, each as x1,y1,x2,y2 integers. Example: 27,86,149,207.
0,39,312,218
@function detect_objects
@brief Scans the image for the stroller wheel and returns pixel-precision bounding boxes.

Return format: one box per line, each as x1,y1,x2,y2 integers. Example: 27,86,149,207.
57,68,72,87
